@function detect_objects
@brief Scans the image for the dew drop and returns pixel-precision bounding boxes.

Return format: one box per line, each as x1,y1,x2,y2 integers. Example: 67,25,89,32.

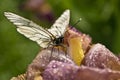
52,64,57,68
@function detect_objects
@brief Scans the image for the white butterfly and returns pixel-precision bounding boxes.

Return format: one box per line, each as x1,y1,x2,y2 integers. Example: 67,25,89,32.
4,10,70,48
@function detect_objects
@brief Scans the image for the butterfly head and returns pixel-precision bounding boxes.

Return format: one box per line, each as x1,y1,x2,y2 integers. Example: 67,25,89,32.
52,36,64,46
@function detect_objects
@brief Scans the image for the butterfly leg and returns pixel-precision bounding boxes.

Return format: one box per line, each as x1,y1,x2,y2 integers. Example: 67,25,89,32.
49,46,54,62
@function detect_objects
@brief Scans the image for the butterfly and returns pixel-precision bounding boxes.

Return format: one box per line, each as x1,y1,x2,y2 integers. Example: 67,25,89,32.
4,10,70,48
4,10,85,65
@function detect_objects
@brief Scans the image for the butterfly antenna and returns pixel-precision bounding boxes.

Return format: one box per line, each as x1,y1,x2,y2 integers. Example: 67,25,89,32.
73,18,82,27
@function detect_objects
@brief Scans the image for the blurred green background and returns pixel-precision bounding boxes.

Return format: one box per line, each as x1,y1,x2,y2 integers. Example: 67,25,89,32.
0,0,120,80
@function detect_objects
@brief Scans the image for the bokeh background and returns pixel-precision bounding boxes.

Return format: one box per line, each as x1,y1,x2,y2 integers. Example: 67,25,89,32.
0,0,120,80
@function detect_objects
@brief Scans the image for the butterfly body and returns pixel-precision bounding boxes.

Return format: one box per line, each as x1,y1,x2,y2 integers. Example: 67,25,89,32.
52,36,64,46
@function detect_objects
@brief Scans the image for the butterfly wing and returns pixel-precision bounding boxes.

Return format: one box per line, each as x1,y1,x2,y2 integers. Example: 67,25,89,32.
4,12,53,48
48,9,70,38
